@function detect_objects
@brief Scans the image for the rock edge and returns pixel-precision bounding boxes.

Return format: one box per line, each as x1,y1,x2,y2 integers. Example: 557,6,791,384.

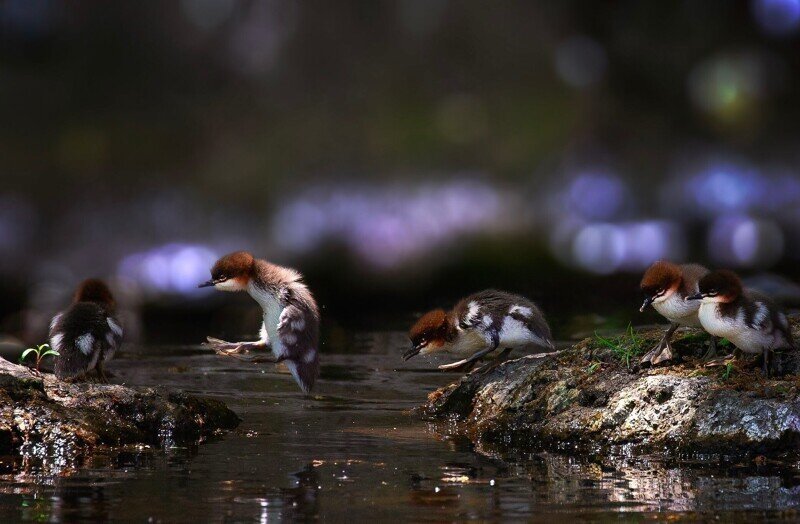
0,358,240,458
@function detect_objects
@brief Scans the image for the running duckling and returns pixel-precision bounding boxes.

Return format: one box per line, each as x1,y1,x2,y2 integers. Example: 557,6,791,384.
49,278,123,382
639,261,716,365
200,251,320,394
686,269,795,376
404,289,555,372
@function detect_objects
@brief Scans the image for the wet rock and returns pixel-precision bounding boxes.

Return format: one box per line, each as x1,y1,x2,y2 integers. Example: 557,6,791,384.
0,357,240,459
421,316,800,455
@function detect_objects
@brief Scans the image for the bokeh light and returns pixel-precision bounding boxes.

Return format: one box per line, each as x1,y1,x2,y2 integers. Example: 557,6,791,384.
707,215,784,267
688,53,766,124
752,0,800,36
569,221,684,274
118,244,219,296
564,171,628,221
272,178,510,268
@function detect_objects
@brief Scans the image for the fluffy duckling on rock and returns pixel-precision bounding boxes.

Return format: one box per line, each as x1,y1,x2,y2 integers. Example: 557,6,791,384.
639,261,718,365
686,269,795,376
404,289,555,372
49,279,123,382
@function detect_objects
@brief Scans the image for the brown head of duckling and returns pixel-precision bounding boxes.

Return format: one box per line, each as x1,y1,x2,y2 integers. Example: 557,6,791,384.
639,261,683,311
199,251,255,291
73,278,115,311
404,309,453,360
687,269,742,303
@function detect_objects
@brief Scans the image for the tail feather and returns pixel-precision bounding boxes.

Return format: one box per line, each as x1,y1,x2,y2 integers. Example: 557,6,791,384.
284,354,320,394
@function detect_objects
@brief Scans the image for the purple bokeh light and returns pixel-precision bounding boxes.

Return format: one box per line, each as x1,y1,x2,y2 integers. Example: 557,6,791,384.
118,243,219,296
752,0,800,36
271,179,509,268
563,220,684,274
707,215,784,267
564,172,628,221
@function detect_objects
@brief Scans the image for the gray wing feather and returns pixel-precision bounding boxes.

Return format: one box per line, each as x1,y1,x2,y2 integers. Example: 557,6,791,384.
277,305,320,393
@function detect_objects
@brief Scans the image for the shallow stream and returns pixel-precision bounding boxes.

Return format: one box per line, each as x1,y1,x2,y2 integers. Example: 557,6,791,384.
1,331,799,521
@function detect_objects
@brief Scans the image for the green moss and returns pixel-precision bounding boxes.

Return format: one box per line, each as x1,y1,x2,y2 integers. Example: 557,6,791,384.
594,323,646,369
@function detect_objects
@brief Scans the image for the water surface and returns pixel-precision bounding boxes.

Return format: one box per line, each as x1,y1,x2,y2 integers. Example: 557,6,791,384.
1,331,799,521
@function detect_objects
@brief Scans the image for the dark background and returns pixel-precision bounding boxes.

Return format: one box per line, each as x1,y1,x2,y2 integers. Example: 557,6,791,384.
2,0,800,343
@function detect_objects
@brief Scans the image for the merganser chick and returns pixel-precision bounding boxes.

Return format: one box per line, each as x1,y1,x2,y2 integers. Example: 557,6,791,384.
686,269,795,376
403,289,555,372
639,261,716,365
200,251,320,393
49,279,123,382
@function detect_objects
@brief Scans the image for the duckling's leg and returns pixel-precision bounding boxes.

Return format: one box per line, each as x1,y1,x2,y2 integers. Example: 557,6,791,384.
439,328,502,372
762,348,771,378
205,337,269,357
438,345,499,371
701,336,719,361
205,322,271,356
218,351,283,364
641,323,678,365
96,362,109,384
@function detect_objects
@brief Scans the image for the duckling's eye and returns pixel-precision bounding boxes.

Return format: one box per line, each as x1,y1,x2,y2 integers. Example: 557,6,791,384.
656,288,665,296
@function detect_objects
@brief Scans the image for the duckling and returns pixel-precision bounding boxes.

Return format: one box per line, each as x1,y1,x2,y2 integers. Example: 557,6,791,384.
686,269,795,376
404,289,555,372
49,279,123,382
200,251,320,394
639,261,716,365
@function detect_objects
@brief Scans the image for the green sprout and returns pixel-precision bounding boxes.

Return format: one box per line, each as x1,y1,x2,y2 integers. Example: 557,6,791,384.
721,361,734,381
20,344,59,371
586,362,601,375
594,323,645,369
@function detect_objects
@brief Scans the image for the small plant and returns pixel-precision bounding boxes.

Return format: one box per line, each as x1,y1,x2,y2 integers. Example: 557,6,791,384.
585,362,601,375
721,361,734,381
20,344,59,371
594,323,645,369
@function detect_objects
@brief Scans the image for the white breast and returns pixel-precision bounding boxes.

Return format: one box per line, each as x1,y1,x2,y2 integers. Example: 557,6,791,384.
653,293,701,326
248,283,286,358
698,303,774,354
697,303,730,338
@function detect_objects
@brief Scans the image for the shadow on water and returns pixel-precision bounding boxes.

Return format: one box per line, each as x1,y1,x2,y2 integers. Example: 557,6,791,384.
1,330,800,521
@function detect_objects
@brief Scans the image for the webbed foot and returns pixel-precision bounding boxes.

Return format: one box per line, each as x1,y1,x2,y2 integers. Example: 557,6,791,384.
640,340,668,366
704,355,735,368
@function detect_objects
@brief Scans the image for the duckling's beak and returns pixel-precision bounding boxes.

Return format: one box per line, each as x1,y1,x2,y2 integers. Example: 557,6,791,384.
403,343,423,361
198,279,219,288
639,296,654,312
685,292,703,301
